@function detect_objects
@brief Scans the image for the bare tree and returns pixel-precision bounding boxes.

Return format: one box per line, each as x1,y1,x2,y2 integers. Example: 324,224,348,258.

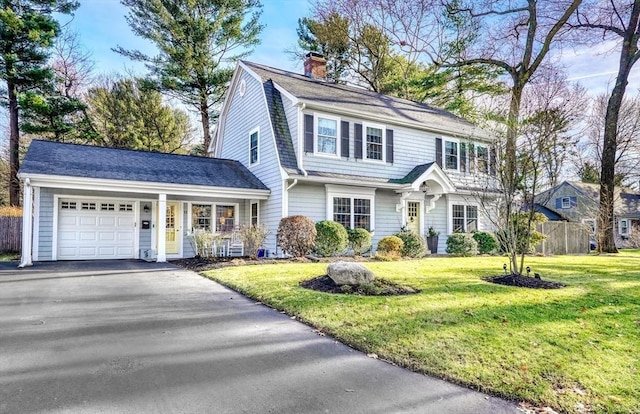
571,0,640,253
50,28,95,99
444,0,582,274
574,92,640,186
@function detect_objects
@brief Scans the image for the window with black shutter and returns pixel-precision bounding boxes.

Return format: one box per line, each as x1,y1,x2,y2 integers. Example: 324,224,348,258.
435,137,442,167
386,129,394,163
341,121,350,158
354,123,363,159
304,114,314,152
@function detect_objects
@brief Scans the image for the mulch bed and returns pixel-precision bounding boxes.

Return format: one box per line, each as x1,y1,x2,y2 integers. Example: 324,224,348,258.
484,274,565,289
300,275,419,296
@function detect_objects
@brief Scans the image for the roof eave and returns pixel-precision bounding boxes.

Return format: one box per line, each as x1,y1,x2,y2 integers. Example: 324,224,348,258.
18,172,270,200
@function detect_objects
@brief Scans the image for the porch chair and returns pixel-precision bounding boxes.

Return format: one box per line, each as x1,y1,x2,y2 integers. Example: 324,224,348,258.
227,228,244,257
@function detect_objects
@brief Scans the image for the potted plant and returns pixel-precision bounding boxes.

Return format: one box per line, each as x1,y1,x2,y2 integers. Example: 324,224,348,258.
426,226,439,254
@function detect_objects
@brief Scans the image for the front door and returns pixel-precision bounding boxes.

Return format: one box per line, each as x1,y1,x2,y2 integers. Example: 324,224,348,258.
407,201,420,234
165,202,179,254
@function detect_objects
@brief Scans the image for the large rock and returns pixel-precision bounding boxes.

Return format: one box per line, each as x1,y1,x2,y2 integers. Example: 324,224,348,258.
327,261,375,285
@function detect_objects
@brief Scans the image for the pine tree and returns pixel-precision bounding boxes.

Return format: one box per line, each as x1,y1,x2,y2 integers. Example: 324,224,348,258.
115,0,263,152
0,0,79,206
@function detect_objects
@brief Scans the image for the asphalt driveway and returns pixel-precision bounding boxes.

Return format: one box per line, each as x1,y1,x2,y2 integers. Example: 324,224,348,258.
0,260,520,413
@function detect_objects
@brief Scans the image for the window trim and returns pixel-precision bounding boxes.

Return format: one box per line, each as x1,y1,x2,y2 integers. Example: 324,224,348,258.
619,218,630,235
325,184,375,232
314,114,341,157
362,121,386,163
444,138,459,171
249,126,259,166
475,144,489,174
250,200,259,226
449,201,479,234
561,197,571,209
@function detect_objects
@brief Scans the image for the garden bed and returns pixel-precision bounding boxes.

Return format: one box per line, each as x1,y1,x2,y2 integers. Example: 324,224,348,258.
300,275,419,295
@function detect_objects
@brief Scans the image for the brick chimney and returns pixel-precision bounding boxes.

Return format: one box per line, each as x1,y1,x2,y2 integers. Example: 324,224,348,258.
304,52,327,79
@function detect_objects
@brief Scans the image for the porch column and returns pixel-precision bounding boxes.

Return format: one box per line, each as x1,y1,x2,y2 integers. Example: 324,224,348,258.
18,179,33,268
157,193,167,262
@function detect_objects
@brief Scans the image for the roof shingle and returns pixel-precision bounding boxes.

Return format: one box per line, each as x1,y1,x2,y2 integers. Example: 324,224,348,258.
20,140,268,190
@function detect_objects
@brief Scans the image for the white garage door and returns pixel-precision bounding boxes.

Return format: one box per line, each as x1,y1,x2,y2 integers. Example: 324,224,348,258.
57,199,136,260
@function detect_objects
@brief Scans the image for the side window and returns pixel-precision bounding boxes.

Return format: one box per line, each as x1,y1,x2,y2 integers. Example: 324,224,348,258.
250,202,259,226
365,126,383,161
249,129,259,165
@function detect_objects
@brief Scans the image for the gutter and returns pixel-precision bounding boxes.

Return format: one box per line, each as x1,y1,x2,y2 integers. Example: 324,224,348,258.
298,103,308,176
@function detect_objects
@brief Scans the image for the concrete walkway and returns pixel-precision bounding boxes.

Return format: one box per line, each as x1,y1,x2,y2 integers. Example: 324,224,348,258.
0,260,521,413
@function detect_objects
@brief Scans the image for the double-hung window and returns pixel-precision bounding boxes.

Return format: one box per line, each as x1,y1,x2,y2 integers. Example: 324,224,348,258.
250,202,259,226
365,125,383,161
191,204,237,233
216,205,236,232
249,128,259,164
452,204,478,233
445,140,458,170
620,219,629,235
317,117,338,155
476,145,489,173
327,186,374,231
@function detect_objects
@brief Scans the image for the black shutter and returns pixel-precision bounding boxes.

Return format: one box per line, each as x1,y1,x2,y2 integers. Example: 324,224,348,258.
460,143,467,173
354,123,363,159
435,137,442,167
304,114,314,153
341,121,350,158
386,129,394,163
490,146,497,176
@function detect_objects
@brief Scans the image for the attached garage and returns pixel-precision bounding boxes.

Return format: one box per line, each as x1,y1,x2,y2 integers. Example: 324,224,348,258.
56,199,136,260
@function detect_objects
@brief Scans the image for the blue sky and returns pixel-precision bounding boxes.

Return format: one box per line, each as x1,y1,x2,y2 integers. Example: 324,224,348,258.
62,0,310,76
62,1,638,97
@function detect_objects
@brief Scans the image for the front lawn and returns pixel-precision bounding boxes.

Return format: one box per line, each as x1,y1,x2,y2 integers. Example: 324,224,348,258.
202,253,640,413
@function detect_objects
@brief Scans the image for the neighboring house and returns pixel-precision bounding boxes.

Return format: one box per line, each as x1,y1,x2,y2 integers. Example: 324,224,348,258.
17,140,269,266
17,55,499,267
537,181,640,247
212,55,499,254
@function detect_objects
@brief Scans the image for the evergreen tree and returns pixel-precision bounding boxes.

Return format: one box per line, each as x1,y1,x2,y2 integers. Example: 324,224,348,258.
0,0,79,206
115,0,263,153
85,77,193,153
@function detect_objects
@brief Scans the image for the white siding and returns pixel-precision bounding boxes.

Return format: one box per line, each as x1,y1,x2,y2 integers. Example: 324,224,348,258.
219,69,283,253
288,183,325,220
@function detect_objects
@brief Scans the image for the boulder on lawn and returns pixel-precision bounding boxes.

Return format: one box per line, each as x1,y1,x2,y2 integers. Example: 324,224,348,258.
327,261,375,285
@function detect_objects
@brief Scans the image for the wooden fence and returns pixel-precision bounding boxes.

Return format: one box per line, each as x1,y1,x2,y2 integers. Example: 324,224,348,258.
536,221,590,255
0,216,21,252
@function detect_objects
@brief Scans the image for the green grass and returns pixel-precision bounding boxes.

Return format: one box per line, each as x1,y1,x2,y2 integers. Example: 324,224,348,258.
202,253,640,413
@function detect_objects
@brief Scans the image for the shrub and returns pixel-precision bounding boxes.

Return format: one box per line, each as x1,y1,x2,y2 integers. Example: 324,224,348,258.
472,231,498,254
314,220,349,257
188,229,216,258
277,215,316,257
239,224,270,259
394,229,427,258
497,212,547,254
348,228,372,255
446,233,478,256
377,235,404,256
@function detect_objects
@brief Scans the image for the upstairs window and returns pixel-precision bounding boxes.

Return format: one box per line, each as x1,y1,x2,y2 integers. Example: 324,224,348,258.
476,145,489,173
445,140,458,170
365,126,383,161
317,117,338,155
249,128,259,164
557,196,577,209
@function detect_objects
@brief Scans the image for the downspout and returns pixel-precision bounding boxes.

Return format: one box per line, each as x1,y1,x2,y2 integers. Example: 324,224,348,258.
287,179,299,191
298,103,308,176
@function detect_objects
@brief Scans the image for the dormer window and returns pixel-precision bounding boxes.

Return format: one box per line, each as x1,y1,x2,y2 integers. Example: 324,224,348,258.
317,117,338,155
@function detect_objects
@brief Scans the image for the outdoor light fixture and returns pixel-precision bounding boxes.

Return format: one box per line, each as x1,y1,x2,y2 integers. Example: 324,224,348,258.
143,204,150,213
420,183,430,193
526,266,531,276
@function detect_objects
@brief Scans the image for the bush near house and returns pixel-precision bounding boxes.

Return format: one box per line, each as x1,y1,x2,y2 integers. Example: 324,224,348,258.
446,233,478,256
188,229,216,258
348,228,372,255
314,220,348,257
472,231,498,254
376,235,404,258
497,212,547,254
240,224,270,259
277,215,316,257
394,229,427,258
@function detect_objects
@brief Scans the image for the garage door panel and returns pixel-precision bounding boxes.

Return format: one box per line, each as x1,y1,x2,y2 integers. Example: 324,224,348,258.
58,198,136,260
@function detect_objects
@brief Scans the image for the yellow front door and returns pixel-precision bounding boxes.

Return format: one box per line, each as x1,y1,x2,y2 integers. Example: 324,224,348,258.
407,201,420,234
165,202,179,254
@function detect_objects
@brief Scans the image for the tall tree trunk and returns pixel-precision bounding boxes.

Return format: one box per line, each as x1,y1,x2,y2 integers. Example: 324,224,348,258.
200,97,211,153
506,81,523,274
598,2,640,253
8,79,21,207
